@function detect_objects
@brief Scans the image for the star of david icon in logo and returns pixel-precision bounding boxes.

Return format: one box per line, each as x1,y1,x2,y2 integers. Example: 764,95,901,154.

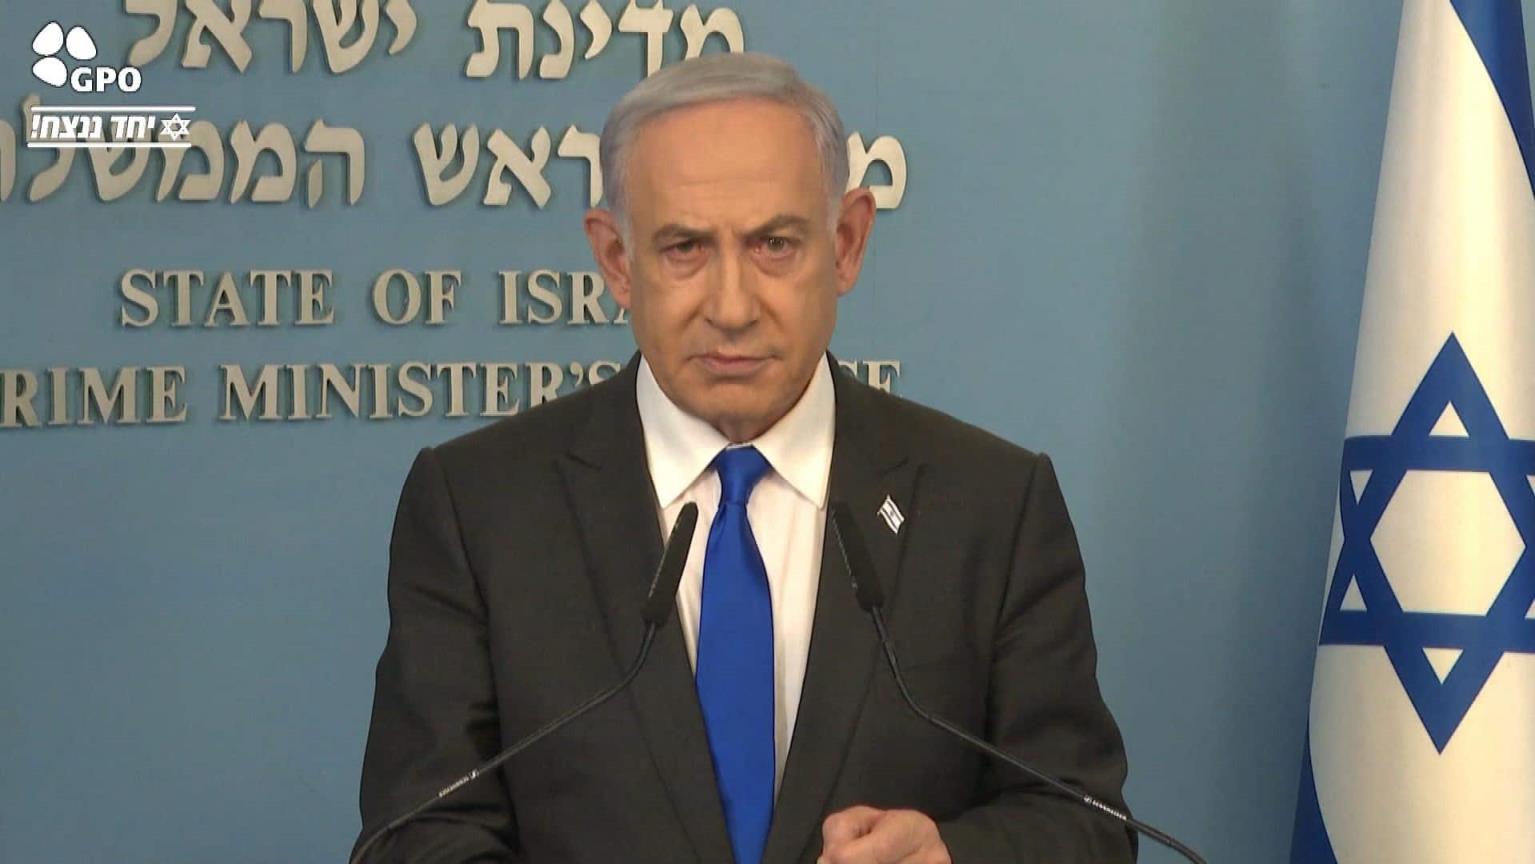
1318,334,1535,751
160,114,191,142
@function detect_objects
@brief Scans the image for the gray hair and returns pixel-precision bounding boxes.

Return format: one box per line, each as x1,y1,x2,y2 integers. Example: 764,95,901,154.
599,52,850,234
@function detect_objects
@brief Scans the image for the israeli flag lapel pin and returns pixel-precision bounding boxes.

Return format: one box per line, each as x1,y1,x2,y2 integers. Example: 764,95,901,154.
877,495,904,534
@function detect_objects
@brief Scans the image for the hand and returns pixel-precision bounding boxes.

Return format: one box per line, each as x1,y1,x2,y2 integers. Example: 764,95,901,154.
817,805,953,864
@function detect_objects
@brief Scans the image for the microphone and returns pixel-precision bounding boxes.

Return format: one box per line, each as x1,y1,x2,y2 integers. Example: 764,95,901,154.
827,503,1207,864
350,502,700,864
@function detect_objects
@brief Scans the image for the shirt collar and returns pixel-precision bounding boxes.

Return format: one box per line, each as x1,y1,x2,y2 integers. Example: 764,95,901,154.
635,355,836,510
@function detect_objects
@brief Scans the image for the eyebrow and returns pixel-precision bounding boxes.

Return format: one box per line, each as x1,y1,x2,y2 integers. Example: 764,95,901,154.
745,214,812,237
651,223,712,246
649,214,813,247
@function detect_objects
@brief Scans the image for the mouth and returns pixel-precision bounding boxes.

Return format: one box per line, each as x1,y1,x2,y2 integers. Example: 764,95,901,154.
697,352,771,378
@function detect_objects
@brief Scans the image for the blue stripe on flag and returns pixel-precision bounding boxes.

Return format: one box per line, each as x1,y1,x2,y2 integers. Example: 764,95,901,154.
1290,733,1339,863
1450,0,1535,192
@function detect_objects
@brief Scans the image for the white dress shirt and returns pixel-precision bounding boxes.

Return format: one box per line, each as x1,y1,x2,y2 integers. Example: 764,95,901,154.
635,355,835,791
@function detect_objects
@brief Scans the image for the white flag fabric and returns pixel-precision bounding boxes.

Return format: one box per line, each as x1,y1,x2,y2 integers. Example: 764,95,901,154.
1292,0,1535,861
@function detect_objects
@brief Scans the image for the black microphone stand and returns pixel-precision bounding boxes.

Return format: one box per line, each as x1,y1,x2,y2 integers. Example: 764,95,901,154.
350,503,699,864
868,605,1207,864
829,503,1207,864
348,628,658,864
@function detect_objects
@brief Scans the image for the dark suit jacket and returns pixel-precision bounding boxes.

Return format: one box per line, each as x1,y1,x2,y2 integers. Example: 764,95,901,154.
355,356,1134,863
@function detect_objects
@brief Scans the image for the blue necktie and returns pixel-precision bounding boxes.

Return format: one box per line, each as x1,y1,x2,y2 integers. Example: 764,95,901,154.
695,446,775,864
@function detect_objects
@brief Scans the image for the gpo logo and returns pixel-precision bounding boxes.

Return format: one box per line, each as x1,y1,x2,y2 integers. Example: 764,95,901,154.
31,22,142,93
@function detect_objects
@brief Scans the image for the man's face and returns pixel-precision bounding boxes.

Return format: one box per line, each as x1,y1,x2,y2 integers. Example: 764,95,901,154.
586,98,874,442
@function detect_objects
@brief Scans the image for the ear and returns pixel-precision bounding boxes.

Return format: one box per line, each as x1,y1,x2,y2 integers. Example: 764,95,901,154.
584,208,634,308
832,188,876,297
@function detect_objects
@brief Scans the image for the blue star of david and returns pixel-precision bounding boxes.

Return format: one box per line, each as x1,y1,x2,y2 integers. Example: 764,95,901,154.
1318,333,1535,752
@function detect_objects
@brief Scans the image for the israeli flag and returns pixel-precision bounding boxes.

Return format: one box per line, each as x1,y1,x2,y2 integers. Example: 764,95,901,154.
1291,1,1535,861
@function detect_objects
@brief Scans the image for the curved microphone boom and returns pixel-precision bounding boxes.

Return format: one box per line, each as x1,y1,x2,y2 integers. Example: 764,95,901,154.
827,503,1207,864
350,503,699,864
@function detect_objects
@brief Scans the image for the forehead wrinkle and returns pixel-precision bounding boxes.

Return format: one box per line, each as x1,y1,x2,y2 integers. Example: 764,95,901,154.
645,182,815,236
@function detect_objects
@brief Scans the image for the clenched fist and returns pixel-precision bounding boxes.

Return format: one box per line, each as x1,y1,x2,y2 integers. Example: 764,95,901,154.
818,806,953,864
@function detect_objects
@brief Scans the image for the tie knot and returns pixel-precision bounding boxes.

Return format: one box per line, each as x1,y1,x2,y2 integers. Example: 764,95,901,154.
713,446,771,506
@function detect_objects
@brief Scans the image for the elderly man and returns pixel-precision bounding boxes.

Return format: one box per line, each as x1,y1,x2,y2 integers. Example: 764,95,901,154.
355,52,1132,864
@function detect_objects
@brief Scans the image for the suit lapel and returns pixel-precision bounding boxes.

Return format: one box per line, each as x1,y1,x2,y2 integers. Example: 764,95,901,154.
762,364,923,864
557,358,734,864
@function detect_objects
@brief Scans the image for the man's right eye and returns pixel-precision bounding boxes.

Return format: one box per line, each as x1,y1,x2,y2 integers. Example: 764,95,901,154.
664,239,707,263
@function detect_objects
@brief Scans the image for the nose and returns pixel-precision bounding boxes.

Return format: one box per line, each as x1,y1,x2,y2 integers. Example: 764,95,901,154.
703,246,759,333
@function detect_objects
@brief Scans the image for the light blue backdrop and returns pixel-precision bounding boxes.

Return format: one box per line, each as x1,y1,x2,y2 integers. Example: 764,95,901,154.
5,2,1532,861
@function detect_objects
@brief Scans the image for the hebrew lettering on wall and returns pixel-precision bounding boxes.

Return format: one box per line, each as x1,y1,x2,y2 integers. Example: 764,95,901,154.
87,143,154,202
126,0,740,76
228,121,297,203
4,97,369,206
5,98,902,211
466,0,536,78
848,133,908,209
410,120,905,211
7,4,907,211
464,1,745,80
303,120,366,207
6,2,921,437
0,114,15,202
556,126,601,207
181,0,255,71
126,0,419,73
23,95,77,203
157,120,225,201
414,123,482,207
484,127,553,207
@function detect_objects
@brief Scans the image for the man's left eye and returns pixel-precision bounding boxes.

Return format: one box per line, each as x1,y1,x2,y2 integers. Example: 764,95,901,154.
759,236,794,256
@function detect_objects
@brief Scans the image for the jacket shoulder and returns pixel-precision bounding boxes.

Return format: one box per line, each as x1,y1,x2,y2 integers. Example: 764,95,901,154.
856,381,1044,476
426,371,619,476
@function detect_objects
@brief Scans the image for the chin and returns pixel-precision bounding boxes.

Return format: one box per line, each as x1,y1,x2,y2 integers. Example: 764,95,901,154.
687,398,770,433
701,399,768,425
